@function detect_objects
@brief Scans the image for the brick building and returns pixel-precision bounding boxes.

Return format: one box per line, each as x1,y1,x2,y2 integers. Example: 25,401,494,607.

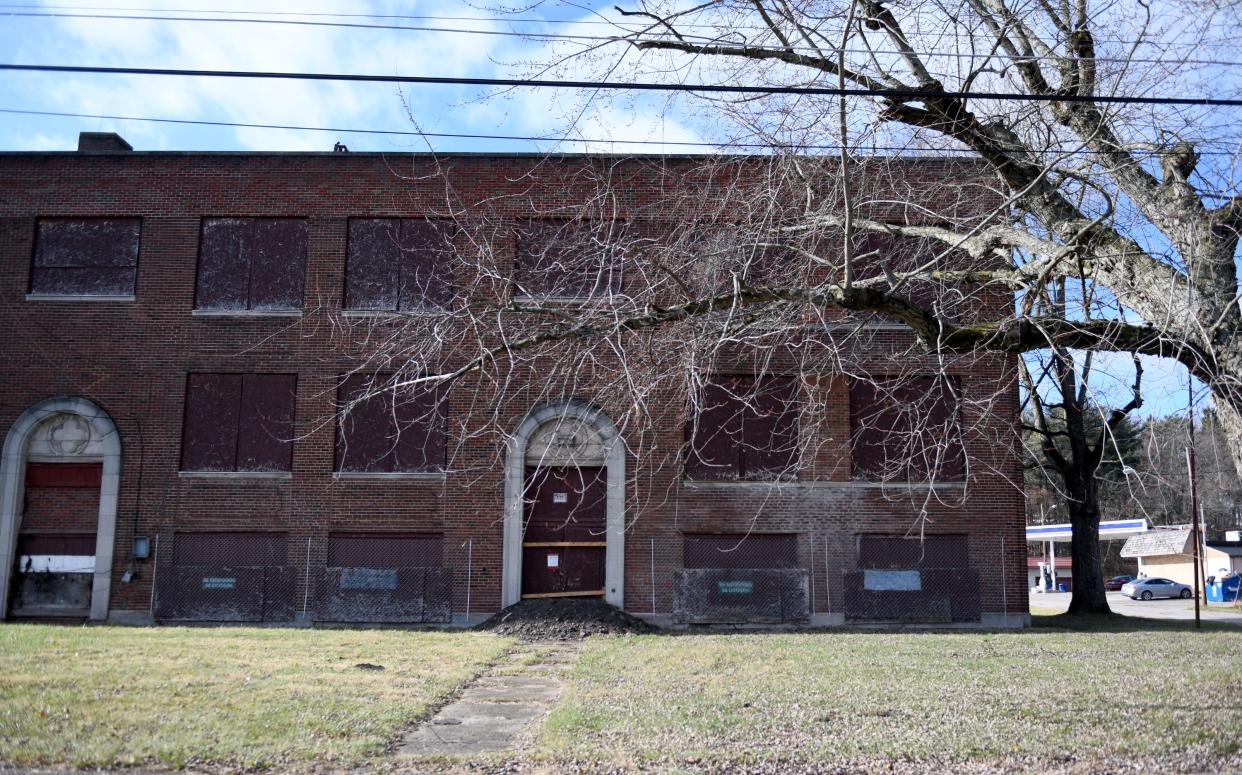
0,134,1029,627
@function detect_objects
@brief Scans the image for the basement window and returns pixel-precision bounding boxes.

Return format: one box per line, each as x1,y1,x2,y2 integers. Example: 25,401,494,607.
29,218,140,298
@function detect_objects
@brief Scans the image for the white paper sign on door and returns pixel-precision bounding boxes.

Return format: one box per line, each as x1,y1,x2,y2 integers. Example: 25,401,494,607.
547,554,560,568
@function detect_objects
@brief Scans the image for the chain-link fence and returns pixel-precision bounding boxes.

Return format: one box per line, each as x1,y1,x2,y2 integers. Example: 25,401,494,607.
152,532,297,622
672,533,811,624
841,567,982,623
310,532,452,624
152,531,455,624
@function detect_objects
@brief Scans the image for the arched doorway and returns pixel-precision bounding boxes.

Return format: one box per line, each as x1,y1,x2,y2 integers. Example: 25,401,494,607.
0,397,121,620
502,402,624,608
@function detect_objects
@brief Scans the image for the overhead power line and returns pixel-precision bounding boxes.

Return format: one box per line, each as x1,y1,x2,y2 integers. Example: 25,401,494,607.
2,2,1239,50
5,107,1239,157
4,63,1242,106
6,9,1242,68
3,10,607,42
0,107,772,149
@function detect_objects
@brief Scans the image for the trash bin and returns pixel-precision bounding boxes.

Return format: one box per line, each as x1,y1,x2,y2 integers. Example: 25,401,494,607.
1206,575,1241,603
1057,583,1067,593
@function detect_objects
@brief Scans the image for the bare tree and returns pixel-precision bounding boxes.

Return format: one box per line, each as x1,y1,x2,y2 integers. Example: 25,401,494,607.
1021,282,1145,612
503,0,1242,471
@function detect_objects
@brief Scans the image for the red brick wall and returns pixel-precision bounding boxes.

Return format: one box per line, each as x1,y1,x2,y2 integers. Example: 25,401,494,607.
0,151,1026,620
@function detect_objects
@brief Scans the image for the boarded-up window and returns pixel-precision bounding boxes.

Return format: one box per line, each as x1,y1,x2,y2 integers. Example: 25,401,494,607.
25,462,103,488
335,374,446,472
327,533,443,568
196,218,307,310
344,219,455,310
16,533,97,556
181,373,296,472
678,226,804,295
173,532,288,566
684,533,799,569
685,375,799,480
849,376,965,481
851,233,958,317
30,218,140,296
514,220,624,298
857,534,969,569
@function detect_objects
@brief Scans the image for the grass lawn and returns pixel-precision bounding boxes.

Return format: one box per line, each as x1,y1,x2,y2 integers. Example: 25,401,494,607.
539,616,1242,769
0,624,512,769
2,617,1238,772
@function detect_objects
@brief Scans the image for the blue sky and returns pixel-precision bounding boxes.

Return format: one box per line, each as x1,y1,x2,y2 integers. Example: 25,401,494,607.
0,1,707,153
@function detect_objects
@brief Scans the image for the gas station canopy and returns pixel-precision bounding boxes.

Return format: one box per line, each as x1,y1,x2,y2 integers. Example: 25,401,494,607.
1025,518,1149,543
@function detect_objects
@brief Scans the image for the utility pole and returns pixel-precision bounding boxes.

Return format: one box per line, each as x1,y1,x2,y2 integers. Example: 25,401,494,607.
1186,447,1202,629
1185,240,1202,629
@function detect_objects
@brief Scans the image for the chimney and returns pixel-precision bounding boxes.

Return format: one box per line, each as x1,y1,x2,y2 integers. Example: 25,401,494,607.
77,132,133,152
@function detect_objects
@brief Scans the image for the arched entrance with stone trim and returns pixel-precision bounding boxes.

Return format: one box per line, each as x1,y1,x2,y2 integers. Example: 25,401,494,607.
502,401,625,609
0,397,121,620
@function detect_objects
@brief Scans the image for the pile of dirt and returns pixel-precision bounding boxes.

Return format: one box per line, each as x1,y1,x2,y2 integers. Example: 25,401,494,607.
476,598,656,640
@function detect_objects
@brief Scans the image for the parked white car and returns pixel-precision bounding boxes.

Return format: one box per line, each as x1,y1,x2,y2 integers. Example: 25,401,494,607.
1120,577,1193,600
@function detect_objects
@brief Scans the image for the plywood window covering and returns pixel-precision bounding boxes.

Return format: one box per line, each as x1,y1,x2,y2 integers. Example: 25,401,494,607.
857,534,970,569
344,219,456,310
196,218,307,310
851,233,956,316
30,218,140,296
849,376,965,481
15,533,98,556
24,462,104,488
514,219,624,298
327,533,443,568
684,375,799,480
683,533,799,569
181,373,296,472
173,532,288,566
335,374,446,473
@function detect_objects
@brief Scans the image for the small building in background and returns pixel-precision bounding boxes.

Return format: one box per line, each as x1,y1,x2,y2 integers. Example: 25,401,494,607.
1116,529,1242,587
1120,529,1194,584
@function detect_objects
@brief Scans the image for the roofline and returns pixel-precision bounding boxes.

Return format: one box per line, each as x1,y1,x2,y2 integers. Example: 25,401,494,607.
0,150,995,164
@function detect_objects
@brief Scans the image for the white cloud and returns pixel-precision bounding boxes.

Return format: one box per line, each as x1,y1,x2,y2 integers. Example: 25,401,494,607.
11,132,68,151
1,0,518,151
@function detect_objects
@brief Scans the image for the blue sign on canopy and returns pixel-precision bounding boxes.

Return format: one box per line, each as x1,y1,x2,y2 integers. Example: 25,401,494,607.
1025,519,1148,543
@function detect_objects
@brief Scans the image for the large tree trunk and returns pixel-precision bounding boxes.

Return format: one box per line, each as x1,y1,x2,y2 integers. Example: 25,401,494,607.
1209,374,1242,479
1066,479,1111,615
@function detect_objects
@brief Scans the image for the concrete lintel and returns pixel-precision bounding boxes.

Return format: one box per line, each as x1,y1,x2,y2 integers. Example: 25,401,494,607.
178,471,292,480
25,294,136,303
191,308,303,318
331,471,446,482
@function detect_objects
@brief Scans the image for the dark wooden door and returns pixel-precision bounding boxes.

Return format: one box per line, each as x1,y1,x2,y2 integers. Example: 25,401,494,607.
522,466,606,597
